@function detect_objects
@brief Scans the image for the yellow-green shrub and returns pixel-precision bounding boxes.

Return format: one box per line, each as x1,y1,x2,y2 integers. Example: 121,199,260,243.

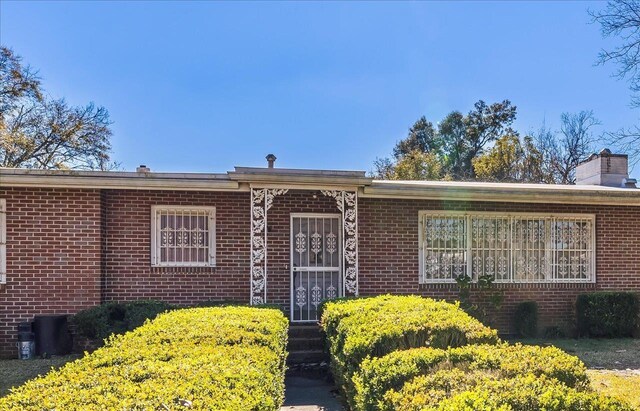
319,295,499,404
391,373,633,411
0,306,288,411
354,343,589,411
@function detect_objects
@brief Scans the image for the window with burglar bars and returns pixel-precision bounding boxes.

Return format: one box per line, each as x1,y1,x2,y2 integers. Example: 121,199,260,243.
0,199,6,284
151,206,216,267
418,212,595,284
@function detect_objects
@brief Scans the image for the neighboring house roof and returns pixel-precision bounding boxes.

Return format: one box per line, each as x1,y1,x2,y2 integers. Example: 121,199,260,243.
1,167,639,206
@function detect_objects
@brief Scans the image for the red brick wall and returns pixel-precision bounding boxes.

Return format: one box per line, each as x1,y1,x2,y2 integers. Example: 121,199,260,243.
0,188,102,358
358,198,640,334
101,189,343,315
101,190,251,305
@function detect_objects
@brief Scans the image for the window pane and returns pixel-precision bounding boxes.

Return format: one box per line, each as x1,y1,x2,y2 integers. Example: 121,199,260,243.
511,217,550,282
553,218,592,281
422,215,467,282
471,216,511,282
420,212,594,284
154,207,214,266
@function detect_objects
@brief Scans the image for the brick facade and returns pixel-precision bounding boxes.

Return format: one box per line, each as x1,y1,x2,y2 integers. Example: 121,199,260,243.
358,198,640,333
101,190,250,305
0,186,639,356
0,188,102,358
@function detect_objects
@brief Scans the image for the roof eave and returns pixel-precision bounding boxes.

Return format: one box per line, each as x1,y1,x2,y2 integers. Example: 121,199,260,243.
362,184,640,206
0,169,240,191
228,167,372,188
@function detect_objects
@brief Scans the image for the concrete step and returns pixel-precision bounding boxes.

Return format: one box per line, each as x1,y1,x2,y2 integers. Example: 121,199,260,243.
288,324,322,339
288,336,325,352
287,349,328,365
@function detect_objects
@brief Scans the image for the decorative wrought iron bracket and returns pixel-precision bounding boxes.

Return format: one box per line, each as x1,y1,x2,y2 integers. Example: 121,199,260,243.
250,188,288,305
321,190,359,296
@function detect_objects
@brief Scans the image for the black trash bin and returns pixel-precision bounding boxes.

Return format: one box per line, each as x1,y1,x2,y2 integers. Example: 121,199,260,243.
33,315,73,356
16,321,35,359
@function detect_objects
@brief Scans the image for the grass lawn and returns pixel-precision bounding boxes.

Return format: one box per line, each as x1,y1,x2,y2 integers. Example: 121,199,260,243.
516,338,640,409
588,370,640,409
0,355,79,397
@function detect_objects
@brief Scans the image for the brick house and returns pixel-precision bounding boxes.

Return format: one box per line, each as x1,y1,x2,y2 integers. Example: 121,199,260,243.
0,151,639,357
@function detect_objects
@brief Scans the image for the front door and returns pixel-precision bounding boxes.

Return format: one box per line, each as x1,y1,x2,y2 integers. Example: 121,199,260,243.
290,214,342,322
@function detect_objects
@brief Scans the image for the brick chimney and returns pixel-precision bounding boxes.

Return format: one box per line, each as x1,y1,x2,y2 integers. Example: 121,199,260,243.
576,149,636,188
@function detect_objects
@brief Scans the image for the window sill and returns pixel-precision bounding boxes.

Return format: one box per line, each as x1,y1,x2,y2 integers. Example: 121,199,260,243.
419,282,597,290
150,265,217,274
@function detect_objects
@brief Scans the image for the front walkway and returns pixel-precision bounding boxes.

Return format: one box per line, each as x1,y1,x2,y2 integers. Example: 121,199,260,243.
281,375,343,411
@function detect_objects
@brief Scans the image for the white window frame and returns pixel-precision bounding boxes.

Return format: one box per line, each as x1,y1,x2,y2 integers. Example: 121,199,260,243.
418,211,596,284
0,199,5,284
151,205,216,267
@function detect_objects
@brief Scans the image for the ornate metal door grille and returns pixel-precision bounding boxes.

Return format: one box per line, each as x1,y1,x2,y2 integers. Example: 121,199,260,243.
291,214,342,322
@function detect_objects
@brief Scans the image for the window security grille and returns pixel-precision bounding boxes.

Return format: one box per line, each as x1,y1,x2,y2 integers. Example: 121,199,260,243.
151,206,215,267
418,212,595,284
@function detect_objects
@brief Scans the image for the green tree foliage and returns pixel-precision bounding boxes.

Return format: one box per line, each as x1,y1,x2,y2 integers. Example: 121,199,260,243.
0,47,115,170
373,100,595,184
374,99,525,181
393,151,443,180
473,134,546,183
393,117,440,159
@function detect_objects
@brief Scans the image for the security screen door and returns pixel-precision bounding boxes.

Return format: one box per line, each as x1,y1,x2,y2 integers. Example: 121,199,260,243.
290,214,342,322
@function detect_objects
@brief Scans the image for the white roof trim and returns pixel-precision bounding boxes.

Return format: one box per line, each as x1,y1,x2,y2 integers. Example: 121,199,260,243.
2,167,640,206
0,168,240,191
362,180,640,206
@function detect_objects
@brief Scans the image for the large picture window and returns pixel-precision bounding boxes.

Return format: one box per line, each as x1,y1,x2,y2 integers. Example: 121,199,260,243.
419,211,595,284
0,199,5,284
151,206,216,267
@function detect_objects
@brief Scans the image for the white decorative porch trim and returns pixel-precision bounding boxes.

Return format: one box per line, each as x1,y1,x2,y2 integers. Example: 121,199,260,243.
250,188,289,304
321,190,359,296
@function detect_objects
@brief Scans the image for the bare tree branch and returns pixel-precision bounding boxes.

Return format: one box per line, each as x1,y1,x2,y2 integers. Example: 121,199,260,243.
0,46,115,170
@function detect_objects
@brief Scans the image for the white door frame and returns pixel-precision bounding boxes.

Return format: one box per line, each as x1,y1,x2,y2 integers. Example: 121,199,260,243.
290,213,342,322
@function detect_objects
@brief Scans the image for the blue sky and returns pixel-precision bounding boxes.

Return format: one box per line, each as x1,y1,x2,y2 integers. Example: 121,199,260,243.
1,1,638,177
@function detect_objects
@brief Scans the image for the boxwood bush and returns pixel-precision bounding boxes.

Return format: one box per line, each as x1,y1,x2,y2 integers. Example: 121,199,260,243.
389,373,633,411
71,300,173,341
353,343,589,411
319,295,499,401
576,291,640,337
0,306,288,410
513,301,538,338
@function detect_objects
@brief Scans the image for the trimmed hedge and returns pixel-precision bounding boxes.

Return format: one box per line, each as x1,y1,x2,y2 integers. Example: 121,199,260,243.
389,373,633,411
576,291,640,337
71,300,173,341
353,343,589,411
319,295,499,402
513,301,538,338
0,306,288,410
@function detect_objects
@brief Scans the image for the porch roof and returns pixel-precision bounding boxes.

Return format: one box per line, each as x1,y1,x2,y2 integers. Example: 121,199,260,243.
1,166,640,206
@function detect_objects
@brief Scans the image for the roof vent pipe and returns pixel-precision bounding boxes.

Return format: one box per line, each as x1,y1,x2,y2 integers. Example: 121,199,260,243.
266,154,276,169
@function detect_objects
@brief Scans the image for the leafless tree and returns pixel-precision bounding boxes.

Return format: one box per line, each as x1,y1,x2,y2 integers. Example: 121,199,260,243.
591,1,640,163
0,46,115,170
535,111,599,184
